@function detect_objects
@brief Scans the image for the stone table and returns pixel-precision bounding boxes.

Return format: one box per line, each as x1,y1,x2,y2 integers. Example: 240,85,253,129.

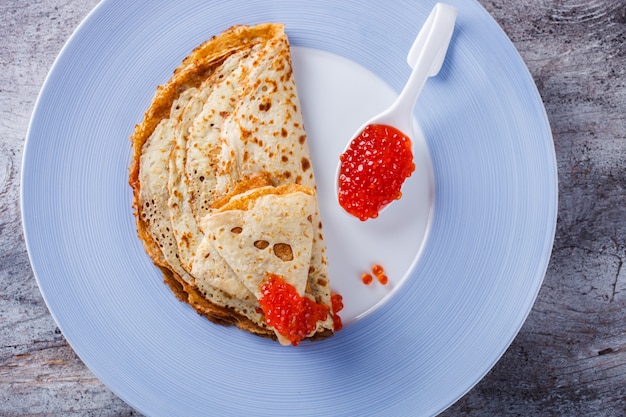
1,0,625,415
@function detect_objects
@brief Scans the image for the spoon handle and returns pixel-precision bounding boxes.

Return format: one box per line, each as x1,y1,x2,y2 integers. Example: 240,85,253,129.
390,3,457,124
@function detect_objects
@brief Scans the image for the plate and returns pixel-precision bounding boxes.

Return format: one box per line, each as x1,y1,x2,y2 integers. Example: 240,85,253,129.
22,0,557,416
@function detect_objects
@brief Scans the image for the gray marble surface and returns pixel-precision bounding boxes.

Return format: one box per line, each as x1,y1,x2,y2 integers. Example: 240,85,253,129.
2,0,625,415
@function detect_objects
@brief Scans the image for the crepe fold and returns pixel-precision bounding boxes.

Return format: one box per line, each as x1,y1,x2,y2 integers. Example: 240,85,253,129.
129,23,335,342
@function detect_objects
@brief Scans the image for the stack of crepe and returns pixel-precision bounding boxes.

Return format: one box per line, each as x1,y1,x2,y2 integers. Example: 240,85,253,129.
129,23,336,344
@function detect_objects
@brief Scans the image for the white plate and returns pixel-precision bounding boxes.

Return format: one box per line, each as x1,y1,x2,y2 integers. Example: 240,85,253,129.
22,0,557,415
293,47,434,321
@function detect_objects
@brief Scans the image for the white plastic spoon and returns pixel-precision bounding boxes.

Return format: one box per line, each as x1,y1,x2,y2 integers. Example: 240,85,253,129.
336,3,457,220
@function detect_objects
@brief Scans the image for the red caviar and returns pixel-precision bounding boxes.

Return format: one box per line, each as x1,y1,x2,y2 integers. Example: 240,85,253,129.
377,274,389,285
258,274,329,346
371,264,384,277
371,264,389,285
361,263,389,286
331,293,344,331
338,124,415,221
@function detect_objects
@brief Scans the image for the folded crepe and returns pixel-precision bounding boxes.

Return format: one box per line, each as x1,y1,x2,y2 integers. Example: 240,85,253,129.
129,23,338,344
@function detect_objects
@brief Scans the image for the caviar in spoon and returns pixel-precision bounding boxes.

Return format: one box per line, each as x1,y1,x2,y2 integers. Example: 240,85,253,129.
338,124,415,221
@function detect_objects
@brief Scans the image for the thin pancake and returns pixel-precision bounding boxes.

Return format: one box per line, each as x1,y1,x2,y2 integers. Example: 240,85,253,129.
129,23,335,342
202,186,315,298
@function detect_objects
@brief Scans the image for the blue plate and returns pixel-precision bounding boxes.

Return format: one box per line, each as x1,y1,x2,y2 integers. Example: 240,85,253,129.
22,0,557,415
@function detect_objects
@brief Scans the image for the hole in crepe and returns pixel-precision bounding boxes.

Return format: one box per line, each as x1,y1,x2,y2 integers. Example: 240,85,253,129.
273,243,294,262
254,240,270,250
231,227,243,234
